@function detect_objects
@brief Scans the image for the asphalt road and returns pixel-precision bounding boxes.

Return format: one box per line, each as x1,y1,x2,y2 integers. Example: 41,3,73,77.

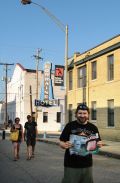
0,140,120,183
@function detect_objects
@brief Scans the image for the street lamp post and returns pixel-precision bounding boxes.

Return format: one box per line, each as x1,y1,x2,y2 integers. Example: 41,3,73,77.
21,0,68,123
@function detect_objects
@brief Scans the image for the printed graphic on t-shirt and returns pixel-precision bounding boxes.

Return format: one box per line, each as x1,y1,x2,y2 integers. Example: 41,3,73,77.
71,128,94,136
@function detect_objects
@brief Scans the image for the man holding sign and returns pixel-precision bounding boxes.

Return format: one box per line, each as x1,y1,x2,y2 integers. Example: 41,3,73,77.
59,103,102,183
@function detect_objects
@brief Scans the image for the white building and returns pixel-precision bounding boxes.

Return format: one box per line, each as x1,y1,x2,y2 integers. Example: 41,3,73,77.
0,63,65,132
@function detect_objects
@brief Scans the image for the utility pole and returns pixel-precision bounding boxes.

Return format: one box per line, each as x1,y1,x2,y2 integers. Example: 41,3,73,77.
33,49,42,122
29,85,33,117
0,63,14,126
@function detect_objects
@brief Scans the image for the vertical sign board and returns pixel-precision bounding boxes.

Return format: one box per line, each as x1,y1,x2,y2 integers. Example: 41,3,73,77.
44,62,51,101
54,65,64,86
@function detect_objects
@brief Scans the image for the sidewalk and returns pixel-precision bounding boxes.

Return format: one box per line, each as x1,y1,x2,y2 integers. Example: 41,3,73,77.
38,134,120,160
98,140,120,159
1,129,120,159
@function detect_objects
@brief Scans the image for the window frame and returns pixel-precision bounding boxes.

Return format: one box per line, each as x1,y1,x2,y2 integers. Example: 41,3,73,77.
56,112,61,123
69,70,73,90
107,54,114,81
91,61,97,80
77,65,86,88
43,112,48,123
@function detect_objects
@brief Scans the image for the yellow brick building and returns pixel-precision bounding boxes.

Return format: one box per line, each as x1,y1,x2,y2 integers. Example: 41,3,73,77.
67,34,120,141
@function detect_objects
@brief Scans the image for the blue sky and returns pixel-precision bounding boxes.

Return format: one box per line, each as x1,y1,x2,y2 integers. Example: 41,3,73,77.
0,0,120,100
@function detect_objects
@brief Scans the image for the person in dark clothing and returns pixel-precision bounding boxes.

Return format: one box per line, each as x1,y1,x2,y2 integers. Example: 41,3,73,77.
59,103,102,183
11,117,23,161
24,115,38,160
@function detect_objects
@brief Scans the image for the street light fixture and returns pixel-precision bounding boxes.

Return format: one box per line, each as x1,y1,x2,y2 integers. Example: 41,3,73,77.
20,0,68,122
21,0,31,5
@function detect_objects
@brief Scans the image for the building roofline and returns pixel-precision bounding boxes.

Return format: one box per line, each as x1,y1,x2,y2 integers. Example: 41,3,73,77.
80,34,120,56
68,34,120,70
16,63,26,71
16,63,37,73
16,63,46,74
75,41,120,66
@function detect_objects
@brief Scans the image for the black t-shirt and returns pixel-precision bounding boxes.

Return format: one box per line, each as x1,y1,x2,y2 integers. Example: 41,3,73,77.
24,121,37,138
60,120,101,168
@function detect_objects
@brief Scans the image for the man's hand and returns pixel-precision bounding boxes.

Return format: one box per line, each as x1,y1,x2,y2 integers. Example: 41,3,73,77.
59,141,73,149
97,140,103,148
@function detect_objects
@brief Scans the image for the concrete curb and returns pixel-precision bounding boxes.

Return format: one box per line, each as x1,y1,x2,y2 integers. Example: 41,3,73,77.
38,138,59,146
38,138,120,160
98,150,120,159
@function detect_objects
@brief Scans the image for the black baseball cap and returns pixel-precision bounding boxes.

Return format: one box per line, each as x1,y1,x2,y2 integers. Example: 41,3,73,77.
76,103,89,112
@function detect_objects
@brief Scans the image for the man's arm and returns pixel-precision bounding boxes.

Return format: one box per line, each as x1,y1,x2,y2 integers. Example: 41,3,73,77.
59,123,72,149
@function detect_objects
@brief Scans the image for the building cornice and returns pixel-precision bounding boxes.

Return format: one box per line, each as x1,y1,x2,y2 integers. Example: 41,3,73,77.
75,42,120,66
68,34,120,70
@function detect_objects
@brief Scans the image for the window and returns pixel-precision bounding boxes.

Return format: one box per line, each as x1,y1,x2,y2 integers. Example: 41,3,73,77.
108,99,114,127
77,66,86,88
91,61,97,80
43,112,48,123
69,104,73,122
56,112,61,123
91,101,97,120
107,54,114,81
69,71,73,90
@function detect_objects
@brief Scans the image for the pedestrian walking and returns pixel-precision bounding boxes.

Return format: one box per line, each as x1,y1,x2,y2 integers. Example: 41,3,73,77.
10,117,24,161
59,103,103,183
24,115,38,160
